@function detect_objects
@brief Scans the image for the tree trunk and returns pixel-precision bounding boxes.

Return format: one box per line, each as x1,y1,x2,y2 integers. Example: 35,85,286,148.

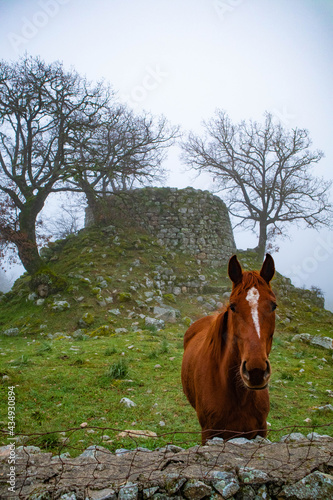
81,181,107,226
16,206,44,275
256,219,267,261
15,231,43,275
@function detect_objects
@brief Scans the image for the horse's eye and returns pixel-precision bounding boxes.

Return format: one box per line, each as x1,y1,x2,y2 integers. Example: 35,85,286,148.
271,302,277,311
230,303,236,312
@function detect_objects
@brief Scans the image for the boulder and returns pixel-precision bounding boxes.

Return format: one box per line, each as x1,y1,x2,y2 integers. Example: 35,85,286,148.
292,333,333,350
153,305,180,323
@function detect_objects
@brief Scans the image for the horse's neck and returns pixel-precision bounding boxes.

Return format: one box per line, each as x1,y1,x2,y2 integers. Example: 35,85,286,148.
211,326,256,402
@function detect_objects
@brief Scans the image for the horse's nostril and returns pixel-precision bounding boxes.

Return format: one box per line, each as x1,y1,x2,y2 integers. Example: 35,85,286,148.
264,361,271,380
242,361,250,380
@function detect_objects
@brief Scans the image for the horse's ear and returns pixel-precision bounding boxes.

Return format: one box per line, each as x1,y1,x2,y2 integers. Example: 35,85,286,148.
260,253,275,284
228,255,243,285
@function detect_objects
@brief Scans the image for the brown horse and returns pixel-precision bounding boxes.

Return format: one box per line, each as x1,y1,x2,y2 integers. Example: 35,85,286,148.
181,254,276,444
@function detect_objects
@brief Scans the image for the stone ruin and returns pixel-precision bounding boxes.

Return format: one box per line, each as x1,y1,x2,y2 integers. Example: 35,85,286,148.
85,187,236,266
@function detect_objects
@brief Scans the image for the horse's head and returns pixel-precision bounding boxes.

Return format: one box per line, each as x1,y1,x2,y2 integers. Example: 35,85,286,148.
227,254,276,390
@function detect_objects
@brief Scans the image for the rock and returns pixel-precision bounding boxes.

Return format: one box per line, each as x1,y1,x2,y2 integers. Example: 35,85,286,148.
60,494,77,500
311,404,333,412
307,432,333,441
109,308,121,316
102,435,111,441
118,292,132,302
118,482,138,500
96,276,108,288
280,432,307,443
115,328,128,334
238,467,270,484
37,283,49,297
78,312,95,327
153,305,180,323
115,448,131,456
282,471,333,499
159,444,184,453
79,445,110,459
256,484,270,499
51,452,71,460
183,479,212,499
72,329,88,339
16,446,41,455
89,325,112,336
228,437,252,444
117,430,157,439
87,487,117,500
2,327,19,336
143,486,159,499
206,437,224,445
239,485,256,498
164,473,187,494
120,397,136,408
52,300,70,312
0,445,14,461
144,316,165,330
292,333,333,350
252,435,271,444
209,471,240,498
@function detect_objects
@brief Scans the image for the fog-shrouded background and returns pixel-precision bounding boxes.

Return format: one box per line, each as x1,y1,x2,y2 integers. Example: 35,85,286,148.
0,0,332,309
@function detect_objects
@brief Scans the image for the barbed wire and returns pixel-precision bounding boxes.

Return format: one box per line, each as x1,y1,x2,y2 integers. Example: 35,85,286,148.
1,422,332,499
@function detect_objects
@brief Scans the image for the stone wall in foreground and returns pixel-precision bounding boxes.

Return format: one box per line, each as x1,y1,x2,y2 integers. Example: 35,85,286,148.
85,187,236,266
1,433,332,499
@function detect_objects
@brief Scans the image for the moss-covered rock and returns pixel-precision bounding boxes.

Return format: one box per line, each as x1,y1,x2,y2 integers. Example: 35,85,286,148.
118,292,132,302
30,268,67,295
88,325,113,337
78,312,95,327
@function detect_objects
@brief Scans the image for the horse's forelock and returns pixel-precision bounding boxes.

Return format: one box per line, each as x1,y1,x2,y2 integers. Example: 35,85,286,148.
231,271,269,298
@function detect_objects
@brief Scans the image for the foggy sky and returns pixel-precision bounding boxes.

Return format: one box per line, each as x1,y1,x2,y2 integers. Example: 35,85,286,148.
0,0,332,309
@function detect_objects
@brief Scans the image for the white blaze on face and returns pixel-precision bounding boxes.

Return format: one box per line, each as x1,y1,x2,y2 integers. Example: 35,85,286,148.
246,287,260,338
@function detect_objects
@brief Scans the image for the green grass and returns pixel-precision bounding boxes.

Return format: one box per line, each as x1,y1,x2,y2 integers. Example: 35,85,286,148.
0,225,332,456
0,326,332,455
106,359,129,379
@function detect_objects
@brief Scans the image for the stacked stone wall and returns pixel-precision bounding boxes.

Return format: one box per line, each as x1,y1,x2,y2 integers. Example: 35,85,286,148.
85,187,236,266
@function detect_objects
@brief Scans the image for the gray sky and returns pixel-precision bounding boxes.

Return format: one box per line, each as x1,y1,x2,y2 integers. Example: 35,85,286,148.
1,0,332,309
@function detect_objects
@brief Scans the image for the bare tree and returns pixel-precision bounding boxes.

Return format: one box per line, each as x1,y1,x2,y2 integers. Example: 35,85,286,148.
69,105,179,223
0,55,109,274
181,111,332,259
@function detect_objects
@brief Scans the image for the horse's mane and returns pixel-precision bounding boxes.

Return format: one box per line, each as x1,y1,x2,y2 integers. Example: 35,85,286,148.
206,306,228,360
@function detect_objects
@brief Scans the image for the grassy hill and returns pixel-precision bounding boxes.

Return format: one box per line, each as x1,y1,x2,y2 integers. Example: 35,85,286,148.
0,224,332,455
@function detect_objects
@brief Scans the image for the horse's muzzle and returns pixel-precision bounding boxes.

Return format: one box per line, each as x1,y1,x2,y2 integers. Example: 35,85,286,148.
241,360,271,390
